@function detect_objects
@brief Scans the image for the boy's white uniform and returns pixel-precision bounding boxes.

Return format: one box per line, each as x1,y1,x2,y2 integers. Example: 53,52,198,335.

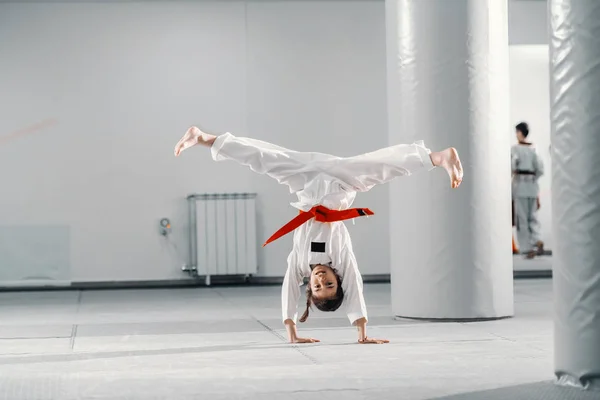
211,133,435,326
511,143,544,252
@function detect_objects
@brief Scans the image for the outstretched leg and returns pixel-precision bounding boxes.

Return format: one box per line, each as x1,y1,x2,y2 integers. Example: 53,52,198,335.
174,126,338,193
326,141,463,192
175,127,463,191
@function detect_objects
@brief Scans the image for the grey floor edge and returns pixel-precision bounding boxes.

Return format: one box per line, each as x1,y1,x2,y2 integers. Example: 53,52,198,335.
0,272,550,292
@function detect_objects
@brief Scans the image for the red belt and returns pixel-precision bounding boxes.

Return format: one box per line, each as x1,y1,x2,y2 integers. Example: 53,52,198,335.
262,205,374,247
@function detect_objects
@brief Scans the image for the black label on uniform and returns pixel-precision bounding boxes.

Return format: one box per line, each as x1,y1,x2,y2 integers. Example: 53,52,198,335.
311,242,326,253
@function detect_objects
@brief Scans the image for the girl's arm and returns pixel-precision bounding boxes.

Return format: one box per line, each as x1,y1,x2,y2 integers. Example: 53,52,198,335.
282,255,320,344
335,244,389,344
283,320,320,344
355,318,388,344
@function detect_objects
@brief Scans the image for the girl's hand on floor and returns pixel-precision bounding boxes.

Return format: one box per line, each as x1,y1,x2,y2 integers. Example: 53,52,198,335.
292,337,320,344
358,337,390,344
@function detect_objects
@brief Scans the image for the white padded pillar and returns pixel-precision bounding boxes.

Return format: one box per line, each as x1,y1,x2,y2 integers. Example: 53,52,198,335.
386,0,514,319
550,0,600,391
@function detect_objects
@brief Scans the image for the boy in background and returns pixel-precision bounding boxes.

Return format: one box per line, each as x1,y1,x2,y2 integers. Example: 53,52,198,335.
512,122,544,259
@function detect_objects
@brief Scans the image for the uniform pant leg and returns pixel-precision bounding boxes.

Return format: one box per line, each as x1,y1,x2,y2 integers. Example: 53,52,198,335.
527,197,542,244
210,133,337,192
325,141,435,193
515,197,533,253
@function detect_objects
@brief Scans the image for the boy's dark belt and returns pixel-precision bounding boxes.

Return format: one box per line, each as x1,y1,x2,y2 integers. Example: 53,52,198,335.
515,170,536,175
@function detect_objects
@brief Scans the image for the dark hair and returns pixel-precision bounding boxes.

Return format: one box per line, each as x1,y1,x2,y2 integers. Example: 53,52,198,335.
516,122,529,137
299,268,344,323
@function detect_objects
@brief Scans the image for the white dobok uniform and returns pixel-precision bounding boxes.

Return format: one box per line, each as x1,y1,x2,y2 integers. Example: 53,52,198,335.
210,132,435,325
511,142,544,253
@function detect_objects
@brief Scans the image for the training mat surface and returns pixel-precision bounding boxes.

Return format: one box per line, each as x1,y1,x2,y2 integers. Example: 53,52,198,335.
430,381,600,400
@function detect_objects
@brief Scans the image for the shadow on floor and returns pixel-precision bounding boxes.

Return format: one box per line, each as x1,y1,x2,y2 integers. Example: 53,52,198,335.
430,381,600,400
0,340,375,365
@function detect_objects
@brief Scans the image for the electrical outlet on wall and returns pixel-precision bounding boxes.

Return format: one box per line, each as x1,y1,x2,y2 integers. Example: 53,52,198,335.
159,218,171,236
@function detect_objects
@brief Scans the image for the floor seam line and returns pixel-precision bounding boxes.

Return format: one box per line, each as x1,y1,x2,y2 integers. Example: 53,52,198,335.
70,325,78,350
212,288,319,365
254,318,319,365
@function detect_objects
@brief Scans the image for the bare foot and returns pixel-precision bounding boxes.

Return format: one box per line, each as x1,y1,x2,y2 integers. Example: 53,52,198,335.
174,126,216,156
525,250,536,259
430,148,463,188
536,241,545,256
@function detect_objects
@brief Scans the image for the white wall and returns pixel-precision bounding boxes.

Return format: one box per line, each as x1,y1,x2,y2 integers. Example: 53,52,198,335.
509,45,552,249
508,0,548,45
0,0,552,285
0,1,388,284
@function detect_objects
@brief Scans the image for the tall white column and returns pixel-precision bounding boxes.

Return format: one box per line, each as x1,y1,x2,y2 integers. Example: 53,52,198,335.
386,0,514,319
550,0,600,391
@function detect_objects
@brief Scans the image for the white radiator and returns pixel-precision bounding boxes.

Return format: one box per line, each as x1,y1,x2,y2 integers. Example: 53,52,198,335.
187,193,258,285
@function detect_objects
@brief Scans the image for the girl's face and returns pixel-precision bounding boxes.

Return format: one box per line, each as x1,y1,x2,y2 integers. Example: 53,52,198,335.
309,265,338,300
